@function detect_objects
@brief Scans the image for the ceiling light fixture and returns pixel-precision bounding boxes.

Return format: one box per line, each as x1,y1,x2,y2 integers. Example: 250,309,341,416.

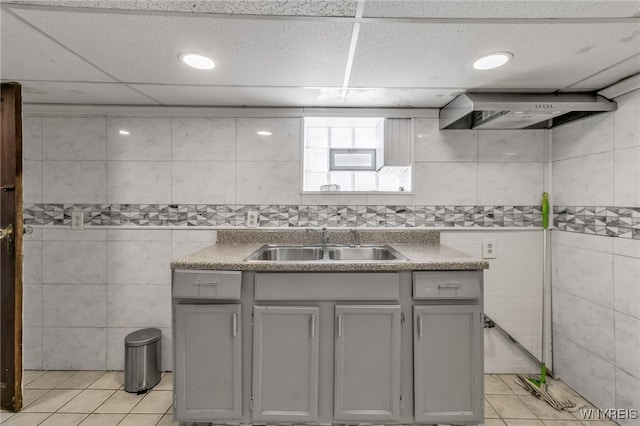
119,130,130,135
256,131,272,136
473,52,513,70
179,52,215,70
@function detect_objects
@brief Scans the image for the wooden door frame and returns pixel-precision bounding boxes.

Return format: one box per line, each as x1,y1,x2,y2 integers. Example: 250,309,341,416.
1,82,23,412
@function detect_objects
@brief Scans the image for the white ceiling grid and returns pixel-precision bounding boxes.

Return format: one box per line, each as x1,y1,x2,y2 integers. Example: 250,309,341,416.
0,0,639,107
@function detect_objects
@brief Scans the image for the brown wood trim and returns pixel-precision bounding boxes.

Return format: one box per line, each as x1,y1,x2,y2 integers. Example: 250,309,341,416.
1,82,23,412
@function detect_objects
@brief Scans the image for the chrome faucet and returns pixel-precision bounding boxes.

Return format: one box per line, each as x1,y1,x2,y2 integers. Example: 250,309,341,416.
351,229,361,248
307,227,331,247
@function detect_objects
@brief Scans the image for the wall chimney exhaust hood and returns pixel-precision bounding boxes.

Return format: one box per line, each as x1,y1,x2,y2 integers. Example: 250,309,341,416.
440,92,616,130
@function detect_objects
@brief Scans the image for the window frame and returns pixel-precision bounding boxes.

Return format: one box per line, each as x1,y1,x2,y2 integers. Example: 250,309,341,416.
300,116,415,195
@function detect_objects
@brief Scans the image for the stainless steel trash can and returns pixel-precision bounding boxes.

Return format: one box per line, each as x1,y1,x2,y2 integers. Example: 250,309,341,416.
124,328,161,393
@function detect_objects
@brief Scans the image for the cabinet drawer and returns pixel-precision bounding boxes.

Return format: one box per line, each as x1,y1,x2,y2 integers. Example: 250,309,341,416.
255,273,400,301
413,271,480,300
173,270,241,299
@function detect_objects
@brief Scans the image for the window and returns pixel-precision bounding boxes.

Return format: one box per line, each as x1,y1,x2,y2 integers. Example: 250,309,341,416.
303,117,412,192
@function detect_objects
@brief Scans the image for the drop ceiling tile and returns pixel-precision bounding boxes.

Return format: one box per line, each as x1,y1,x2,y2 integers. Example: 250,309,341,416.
567,55,640,90
0,9,114,82
363,1,640,19
350,21,640,91
5,1,358,16
15,81,159,104
130,85,461,108
11,8,353,86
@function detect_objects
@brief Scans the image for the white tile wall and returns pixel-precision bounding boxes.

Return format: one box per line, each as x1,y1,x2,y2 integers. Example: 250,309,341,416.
23,160,42,203
236,117,301,162
477,163,543,205
414,120,477,162
552,243,613,308
614,146,640,206
616,369,640,426
43,117,107,161
614,311,640,379
555,290,615,362
552,152,614,206
172,162,237,204
106,285,171,328
43,285,107,327
613,89,640,151
23,284,42,327
478,130,545,163
42,240,107,284
23,116,42,160
107,161,171,204
236,161,301,204
552,112,614,161
554,334,616,410
23,240,42,283
42,161,107,203
613,254,640,319
23,326,43,369
551,89,640,416
413,162,478,204
172,117,236,162
107,241,171,285
43,328,107,370
107,117,171,161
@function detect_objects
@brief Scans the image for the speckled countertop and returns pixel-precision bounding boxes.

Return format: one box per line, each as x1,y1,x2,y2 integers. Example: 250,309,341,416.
171,229,489,272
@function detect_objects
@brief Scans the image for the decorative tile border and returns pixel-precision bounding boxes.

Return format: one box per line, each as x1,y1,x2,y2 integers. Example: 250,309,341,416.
24,204,543,229
554,206,640,239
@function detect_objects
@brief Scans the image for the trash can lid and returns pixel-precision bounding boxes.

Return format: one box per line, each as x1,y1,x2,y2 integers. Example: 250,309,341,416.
125,328,162,347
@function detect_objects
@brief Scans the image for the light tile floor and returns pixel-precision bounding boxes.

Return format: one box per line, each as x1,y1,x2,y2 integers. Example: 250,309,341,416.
0,372,619,426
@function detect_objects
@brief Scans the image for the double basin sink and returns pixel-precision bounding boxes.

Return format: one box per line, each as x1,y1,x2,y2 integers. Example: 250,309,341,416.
245,244,409,263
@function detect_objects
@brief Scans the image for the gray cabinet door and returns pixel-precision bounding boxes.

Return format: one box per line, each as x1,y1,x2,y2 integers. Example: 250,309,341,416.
174,304,241,421
252,306,319,423
334,305,402,422
414,305,483,424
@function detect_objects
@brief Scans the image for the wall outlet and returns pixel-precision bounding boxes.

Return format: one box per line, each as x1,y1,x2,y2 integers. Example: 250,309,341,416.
482,239,497,259
71,211,84,230
246,210,259,228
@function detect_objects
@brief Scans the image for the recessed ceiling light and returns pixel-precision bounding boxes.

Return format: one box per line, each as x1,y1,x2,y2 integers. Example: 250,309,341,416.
119,130,130,135
179,52,215,70
256,131,272,136
473,52,513,70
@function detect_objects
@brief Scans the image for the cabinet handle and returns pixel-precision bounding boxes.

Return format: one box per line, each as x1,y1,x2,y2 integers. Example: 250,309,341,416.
232,313,237,337
438,283,460,289
310,314,316,339
418,314,423,339
194,280,218,286
337,314,343,338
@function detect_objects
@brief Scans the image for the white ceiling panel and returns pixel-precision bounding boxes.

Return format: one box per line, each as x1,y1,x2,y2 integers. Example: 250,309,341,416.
11,7,353,86
350,21,640,90
363,1,640,19
13,81,159,104
565,54,640,90
130,85,463,108
4,1,358,16
0,9,114,82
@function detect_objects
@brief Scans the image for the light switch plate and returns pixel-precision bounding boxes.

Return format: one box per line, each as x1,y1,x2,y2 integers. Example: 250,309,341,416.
482,239,497,259
71,211,84,230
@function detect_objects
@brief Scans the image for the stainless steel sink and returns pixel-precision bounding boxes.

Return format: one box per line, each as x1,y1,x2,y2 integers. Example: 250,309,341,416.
245,244,408,262
327,246,406,261
247,246,325,261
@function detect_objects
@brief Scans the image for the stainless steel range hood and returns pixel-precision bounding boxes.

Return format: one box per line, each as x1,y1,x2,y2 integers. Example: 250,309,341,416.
440,92,616,130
